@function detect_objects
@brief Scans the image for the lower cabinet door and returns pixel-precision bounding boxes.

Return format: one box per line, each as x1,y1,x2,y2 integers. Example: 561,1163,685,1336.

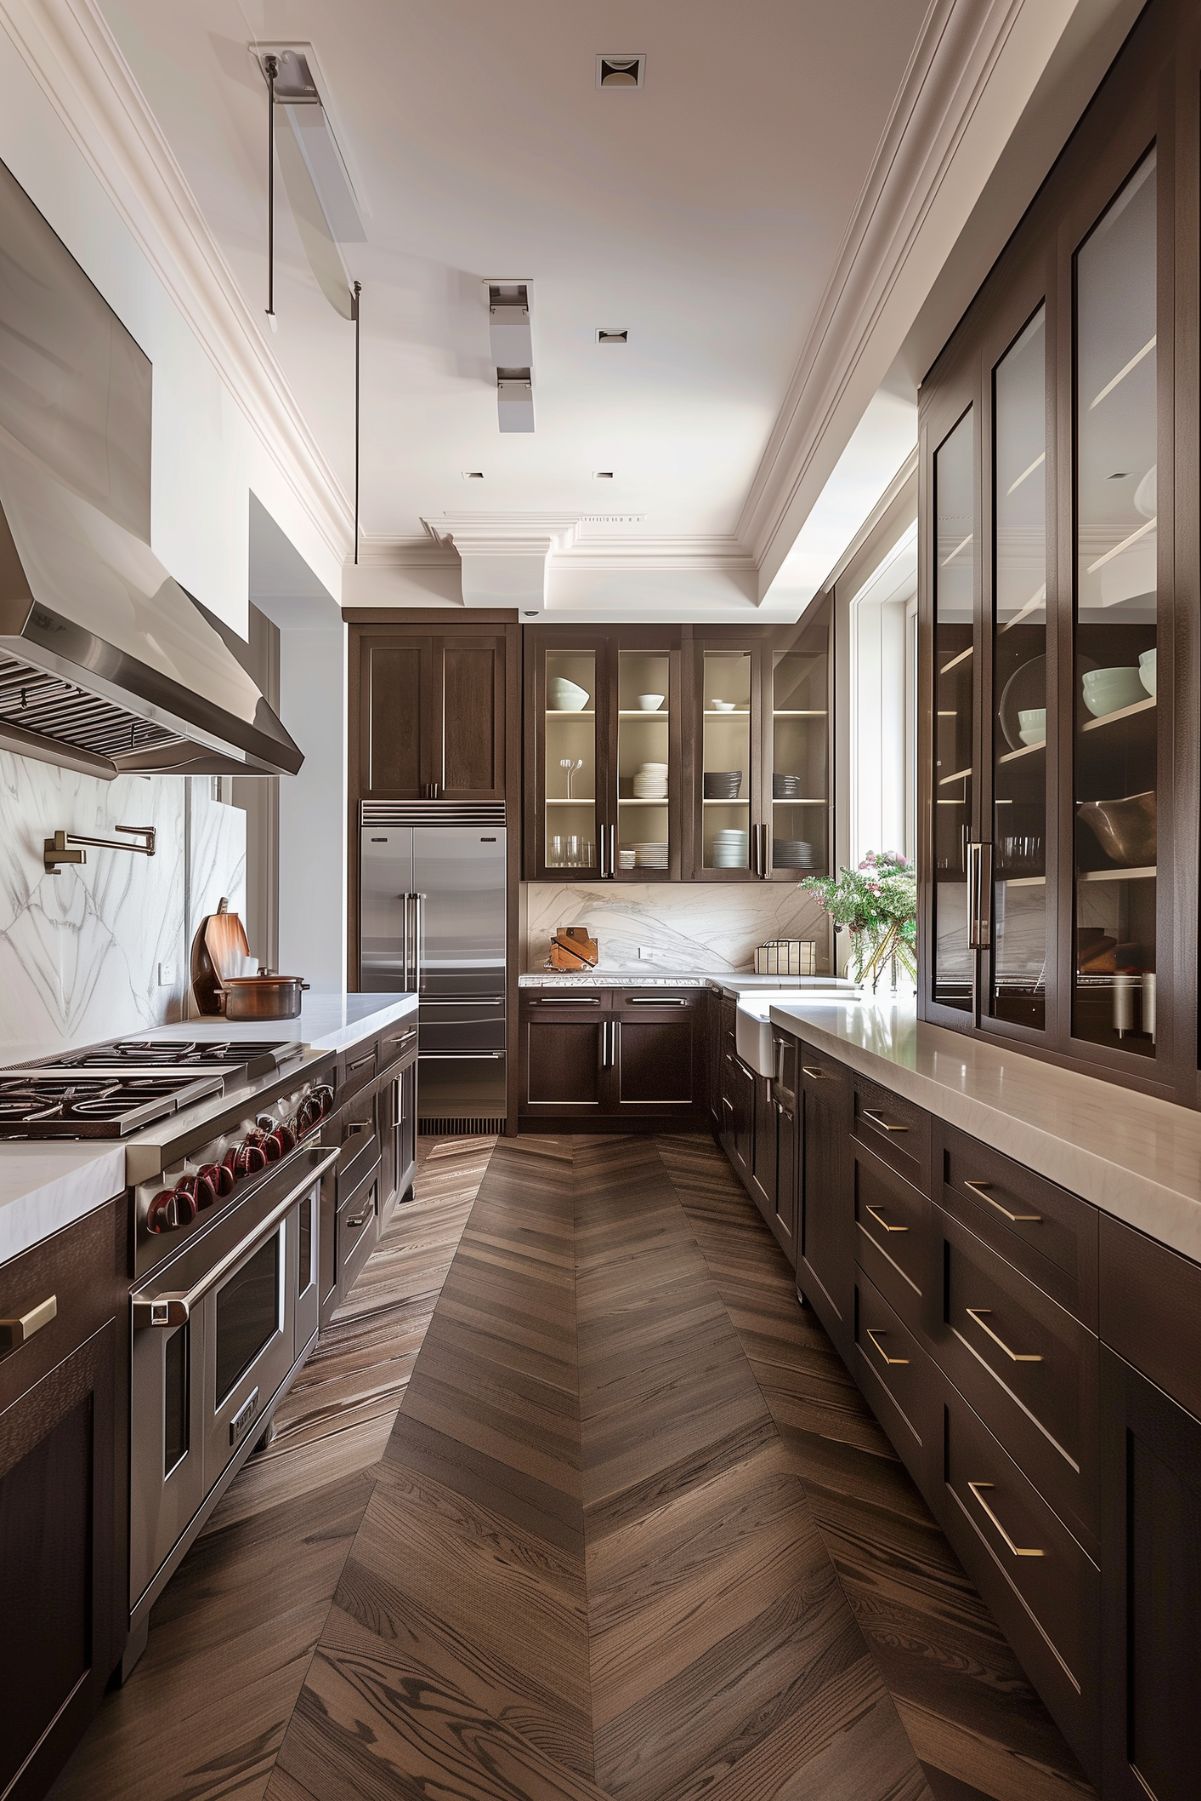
521,1016,605,1116
771,1092,797,1264
854,1268,939,1497
1101,1348,1201,1800
751,1076,776,1221
612,1013,695,1114
398,1059,417,1195
798,1051,852,1360
731,1056,756,1180
0,1320,119,1801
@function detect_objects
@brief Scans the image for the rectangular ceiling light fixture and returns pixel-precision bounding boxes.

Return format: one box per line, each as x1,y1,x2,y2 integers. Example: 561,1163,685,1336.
497,369,535,433
488,281,535,431
254,44,366,243
596,328,628,344
596,55,646,89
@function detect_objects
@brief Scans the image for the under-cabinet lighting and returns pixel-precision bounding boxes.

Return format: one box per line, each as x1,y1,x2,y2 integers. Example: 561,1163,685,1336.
999,585,1047,632
939,645,974,674
1089,335,1156,410
940,533,973,568
1086,515,1156,576
1006,451,1045,496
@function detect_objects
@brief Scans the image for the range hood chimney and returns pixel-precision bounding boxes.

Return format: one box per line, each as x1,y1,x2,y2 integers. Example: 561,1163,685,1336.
0,437,302,779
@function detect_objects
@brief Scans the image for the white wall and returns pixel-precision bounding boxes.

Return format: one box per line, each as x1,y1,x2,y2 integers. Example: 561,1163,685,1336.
276,625,347,991
0,14,342,633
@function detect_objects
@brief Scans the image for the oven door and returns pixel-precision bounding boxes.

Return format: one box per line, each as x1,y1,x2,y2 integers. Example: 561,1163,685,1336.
130,1144,335,1607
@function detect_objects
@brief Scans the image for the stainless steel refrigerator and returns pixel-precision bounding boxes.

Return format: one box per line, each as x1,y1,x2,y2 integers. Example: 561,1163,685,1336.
359,816,507,1129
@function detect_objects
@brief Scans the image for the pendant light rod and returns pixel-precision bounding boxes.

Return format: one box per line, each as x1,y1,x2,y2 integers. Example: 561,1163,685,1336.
264,53,278,318
352,279,362,565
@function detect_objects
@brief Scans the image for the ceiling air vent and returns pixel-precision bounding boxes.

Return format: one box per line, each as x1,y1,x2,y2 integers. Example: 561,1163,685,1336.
596,55,645,90
596,328,628,345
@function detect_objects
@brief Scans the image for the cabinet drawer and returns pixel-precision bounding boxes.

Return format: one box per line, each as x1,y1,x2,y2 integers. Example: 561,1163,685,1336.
1099,1216,1201,1423
852,1075,931,1193
337,1040,380,1104
934,1204,1099,1553
854,1268,941,1497
522,990,606,1014
337,1175,379,1300
853,1142,930,1334
0,1200,124,1413
940,1388,1099,1774
376,1023,418,1074
939,1124,1097,1326
611,989,700,1014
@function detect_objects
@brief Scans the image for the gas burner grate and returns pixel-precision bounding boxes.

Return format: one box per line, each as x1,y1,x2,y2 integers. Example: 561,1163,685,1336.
0,1071,223,1137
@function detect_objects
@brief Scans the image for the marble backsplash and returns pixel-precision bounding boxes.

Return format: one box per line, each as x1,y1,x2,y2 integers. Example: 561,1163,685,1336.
523,881,832,974
0,751,246,1060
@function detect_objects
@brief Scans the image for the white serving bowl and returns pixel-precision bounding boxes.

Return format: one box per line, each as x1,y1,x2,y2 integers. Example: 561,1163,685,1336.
1081,666,1144,717
636,693,665,711
710,699,736,711
1138,649,1157,696
548,677,590,712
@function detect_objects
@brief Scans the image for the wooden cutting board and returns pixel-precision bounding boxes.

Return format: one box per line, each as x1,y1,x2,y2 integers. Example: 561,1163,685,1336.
191,897,252,1015
548,927,599,971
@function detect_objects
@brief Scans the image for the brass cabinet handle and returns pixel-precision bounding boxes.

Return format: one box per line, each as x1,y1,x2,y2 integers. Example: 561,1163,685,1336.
967,1481,1045,1558
0,1293,57,1353
801,1065,827,1079
963,1178,1041,1224
346,1206,374,1230
865,1203,909,1234
965,1307,1043,1364
863,1108,908,1133
865,1327,909,1367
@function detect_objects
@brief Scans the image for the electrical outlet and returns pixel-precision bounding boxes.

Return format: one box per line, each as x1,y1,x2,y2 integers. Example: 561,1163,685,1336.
158,960,176,988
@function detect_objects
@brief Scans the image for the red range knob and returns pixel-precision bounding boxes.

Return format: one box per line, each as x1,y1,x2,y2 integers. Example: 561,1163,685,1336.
314,1085,335,1117
274,1121,297,1154
146,1187,198,1235
225,1140,266,1181
176,1171,217,1213
199,1161,235,1199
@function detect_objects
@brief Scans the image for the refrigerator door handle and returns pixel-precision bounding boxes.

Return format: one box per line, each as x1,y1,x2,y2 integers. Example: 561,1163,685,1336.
401,891,411,989
413,892,426,994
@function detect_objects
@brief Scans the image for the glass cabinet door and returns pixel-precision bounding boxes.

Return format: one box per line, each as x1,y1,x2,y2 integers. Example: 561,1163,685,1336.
768,611,829,880
931,408,978,1012
988,306,1049,1030
615,647,674,878
699,650,755,875
543,647,600,876
1072,151,1158,1058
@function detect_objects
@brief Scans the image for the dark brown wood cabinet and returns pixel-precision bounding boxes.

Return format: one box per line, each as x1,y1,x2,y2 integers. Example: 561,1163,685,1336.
351,624,510,802
917,0,1201,1107
518,988,703,1124
797,1046,852,1358
0,1201,127,1801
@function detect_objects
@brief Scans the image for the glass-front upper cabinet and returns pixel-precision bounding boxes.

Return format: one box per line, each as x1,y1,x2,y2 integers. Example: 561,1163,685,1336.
987,304,1050,1032
697,648,757,877
930,406,977,1014
1071,150,1160,1060
768,610,830,881
526,631,682,881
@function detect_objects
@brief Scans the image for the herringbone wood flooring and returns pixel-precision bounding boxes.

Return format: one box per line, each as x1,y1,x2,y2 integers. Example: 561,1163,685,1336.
54,1132,1093,1801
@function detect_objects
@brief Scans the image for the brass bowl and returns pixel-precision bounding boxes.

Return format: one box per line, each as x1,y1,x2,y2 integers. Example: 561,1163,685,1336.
1077,791,1157,868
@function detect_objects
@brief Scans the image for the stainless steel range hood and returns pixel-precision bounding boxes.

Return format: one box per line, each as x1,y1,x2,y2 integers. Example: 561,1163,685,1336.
0,437,302,779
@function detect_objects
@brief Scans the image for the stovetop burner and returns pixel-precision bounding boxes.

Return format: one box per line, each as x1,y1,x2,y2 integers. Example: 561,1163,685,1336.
0,1071,224,1138
36,1038,296,1075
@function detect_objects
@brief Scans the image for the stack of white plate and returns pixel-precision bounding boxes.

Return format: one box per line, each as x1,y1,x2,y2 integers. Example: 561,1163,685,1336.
773,839,816,870
710,829,748,868
631,842,669,869
632,761,669,799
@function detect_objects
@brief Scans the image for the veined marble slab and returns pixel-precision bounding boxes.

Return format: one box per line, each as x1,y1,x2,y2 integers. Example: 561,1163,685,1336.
769,997,1201,1264
523,880,830,974
0,1143,126,1265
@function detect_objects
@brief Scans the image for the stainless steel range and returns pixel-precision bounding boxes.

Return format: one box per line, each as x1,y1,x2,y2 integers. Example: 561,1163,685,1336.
4,1033,344,1675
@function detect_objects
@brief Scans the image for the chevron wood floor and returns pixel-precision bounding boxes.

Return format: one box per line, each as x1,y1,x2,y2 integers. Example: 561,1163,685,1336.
54,1131,1094,1801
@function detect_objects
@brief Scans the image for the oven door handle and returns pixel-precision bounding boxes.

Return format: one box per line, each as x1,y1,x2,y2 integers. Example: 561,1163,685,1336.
132,1146,338,1329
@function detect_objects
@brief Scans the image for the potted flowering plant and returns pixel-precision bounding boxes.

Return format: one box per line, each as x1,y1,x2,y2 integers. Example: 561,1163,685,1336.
802,851,917,992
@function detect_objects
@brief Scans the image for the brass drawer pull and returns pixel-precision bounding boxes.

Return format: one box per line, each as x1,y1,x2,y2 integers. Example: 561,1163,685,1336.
346,1207,374,1231
963,1179,1041,1224
863,1108,908,1133
965,1307,1043,1364
0,1294,57,1353
865,1327,909,1367
865,1203,909,1234
801,1065,827,1079
967,1481,1045,1558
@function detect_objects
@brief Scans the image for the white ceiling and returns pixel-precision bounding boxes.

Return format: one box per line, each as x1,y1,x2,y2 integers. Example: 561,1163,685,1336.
98,0,930,570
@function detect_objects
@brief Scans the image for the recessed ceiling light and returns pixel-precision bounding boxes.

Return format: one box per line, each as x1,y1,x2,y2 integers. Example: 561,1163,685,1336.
596,328,628,345
462,470,485,480
594,470,615,480
596,54,645,90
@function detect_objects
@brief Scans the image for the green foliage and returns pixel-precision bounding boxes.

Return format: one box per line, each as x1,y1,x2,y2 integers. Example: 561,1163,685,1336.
803,851,917,988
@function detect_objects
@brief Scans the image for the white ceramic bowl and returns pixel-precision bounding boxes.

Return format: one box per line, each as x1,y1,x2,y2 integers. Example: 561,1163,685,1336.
1081,666,1145,717
710,699,736,712
636,694,665,711
548,677,590,712
1138,649,1157,696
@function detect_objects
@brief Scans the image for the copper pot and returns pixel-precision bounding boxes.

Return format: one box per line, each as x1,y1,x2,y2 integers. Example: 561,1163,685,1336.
221,974,309,1020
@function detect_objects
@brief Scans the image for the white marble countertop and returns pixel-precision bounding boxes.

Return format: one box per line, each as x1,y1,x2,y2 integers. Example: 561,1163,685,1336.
768,997,1201,1264
519,972,848,996
0,993,417,1266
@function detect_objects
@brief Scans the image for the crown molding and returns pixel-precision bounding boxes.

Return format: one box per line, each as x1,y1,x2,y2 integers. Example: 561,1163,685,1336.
0,0,353,565
737,0,1033,589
